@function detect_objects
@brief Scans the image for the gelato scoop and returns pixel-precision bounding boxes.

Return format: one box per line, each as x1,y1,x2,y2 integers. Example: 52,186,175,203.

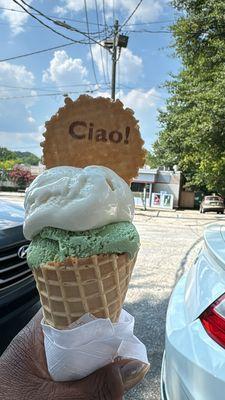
24,165,134,240
23,165,139,328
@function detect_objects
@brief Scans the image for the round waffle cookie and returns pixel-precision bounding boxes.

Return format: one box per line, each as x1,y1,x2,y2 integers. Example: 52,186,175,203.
41,95,146,183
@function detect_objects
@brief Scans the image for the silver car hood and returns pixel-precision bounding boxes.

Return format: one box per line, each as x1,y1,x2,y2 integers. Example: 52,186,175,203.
184,223,225,323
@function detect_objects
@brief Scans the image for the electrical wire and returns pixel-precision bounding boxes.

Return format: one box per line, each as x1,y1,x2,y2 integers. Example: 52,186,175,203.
0,6,107,26
119,83,166,99
112,0,115,22
94,0,108,85
102,0,111,83
0,42,76,63
83,0,99,86
106,48,111,84
0,21,105,35
127,29,171,34
120,0,143,29
118,54,121,97
0,83,110,91
0,88,100,100
124,20,175,26
102,0,107,29
12,0,90,45
15,0,111,49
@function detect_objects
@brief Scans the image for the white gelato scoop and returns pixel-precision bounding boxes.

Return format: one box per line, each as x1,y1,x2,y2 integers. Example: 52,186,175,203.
23,165,134,240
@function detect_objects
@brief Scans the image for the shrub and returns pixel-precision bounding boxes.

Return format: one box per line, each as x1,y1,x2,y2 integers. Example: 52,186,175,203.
8,165,35,189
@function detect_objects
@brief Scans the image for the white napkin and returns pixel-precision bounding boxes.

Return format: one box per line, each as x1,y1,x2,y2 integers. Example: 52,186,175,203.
41,309,149,381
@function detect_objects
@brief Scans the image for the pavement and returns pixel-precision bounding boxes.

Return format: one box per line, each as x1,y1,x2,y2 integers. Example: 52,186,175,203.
124,208,224,400
1,192,224,398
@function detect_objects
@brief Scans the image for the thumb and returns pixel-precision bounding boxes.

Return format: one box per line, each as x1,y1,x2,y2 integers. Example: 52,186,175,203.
51,359,149,400
115,359,150,392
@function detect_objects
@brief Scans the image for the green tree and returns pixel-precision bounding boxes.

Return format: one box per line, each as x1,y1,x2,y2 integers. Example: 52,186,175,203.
0,147,16,161
0,147,40,166
14,151,40,166
0,159,20,170
145,151,158,168
152,0,225,193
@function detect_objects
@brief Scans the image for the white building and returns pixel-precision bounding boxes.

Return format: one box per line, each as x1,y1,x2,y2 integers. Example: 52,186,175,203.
131,166,182,209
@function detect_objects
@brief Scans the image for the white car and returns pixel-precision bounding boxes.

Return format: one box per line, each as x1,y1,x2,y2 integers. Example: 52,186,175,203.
161,223,225,400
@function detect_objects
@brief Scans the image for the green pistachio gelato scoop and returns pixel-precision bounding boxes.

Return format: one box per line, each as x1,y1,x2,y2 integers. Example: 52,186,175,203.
27,222,140,269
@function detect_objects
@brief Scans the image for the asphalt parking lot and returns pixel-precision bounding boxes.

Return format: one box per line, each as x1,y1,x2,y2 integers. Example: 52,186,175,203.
1,193,224,399
125,208,225,400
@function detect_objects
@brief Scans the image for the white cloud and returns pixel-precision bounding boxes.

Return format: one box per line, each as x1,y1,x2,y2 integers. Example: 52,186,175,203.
42,50,89,87
92,45,143,84
92,87,160,111
27,116,35,124
117,0,164,23
54,0,94,14
117,48,143,83
0,61,40,150
0,0,32,35
0,131,42,156
0,61,36,107
92,87,162,149
120,88,159,111
55,0,164,22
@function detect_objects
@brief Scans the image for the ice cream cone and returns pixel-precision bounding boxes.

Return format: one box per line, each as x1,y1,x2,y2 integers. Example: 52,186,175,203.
33,252,137,329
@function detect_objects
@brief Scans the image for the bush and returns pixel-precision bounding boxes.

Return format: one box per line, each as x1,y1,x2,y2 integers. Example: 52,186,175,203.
8,165,35,189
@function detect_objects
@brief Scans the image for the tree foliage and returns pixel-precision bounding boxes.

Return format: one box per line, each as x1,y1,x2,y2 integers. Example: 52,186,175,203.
152,0,225,193
0,147,40,167
0,159,20,170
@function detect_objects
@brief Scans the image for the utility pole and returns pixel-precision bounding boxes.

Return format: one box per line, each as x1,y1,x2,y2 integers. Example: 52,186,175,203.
111,19,119,101
103,21,128,101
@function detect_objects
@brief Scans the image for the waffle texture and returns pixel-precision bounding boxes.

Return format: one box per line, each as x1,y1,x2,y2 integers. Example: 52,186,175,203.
33,252,137,329
41,95,146,184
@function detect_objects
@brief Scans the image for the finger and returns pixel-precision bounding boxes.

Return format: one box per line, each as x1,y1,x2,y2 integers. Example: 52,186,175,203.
52,362,124,400
114,359,150,392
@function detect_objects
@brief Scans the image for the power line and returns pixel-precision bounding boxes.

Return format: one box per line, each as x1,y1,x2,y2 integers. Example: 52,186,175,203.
125,20,175,26
0,88,100,100
120,0,143,29
0,6,108,26
94,0,107,85
84,0,99,86
12,0,90,45
127,29,171,34
15,0,110,49
102,0,107,28
0,20,106,35
106,48,111,83
0,42,76,63
102,0,111,83
112,0,115,22
0,83,110,91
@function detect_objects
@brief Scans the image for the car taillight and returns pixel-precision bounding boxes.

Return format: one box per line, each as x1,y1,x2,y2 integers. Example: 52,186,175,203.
200,294,225,349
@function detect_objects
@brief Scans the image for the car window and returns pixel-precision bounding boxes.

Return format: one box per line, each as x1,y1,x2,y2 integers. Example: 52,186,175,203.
205,196,221,201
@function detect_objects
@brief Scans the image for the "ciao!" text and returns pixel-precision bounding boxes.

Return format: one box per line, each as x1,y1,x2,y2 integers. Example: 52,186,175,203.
69,121,130,144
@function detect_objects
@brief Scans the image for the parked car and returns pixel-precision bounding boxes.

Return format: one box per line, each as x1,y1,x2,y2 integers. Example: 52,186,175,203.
161,223,225,400
200,195,224,214
0,199,40,355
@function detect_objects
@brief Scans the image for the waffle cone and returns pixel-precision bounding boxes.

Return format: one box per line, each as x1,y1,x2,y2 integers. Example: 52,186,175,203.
33,252,137,329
